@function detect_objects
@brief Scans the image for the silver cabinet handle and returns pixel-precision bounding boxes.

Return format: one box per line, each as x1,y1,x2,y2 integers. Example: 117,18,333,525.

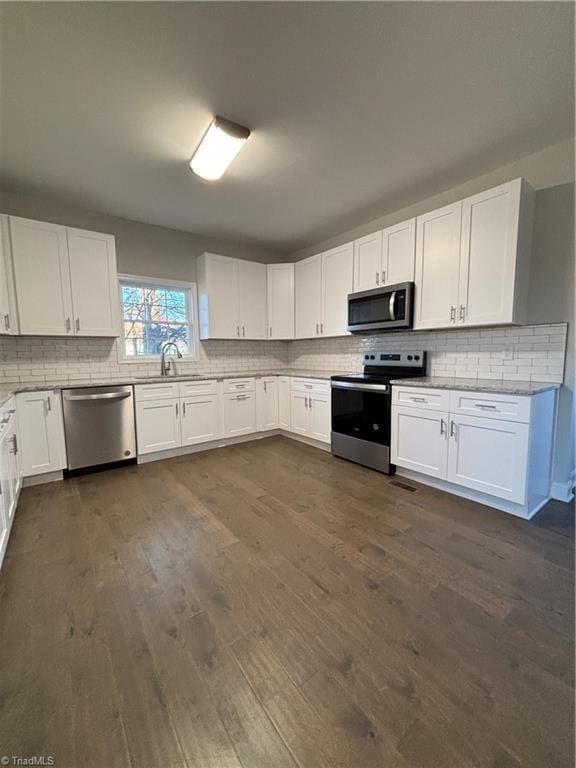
263,381,267,393
475,403,498,410
450,420,457,439
66,317,71,333
381,271,386,285
411,396,427,403
375,271,380,285
11,434,18,455
76,318,80,333
450,306,456,323
459,305,466,322
47,396,52,412
175,402,179,417
4,314,9,331
316,323,319,335
307,396,311,409
320,322,324,334
183,401,186,416
304,384,312,389
236,394,248,400
440,418,446,436
236,325,240,337
269,326,272,337
242,326,245,337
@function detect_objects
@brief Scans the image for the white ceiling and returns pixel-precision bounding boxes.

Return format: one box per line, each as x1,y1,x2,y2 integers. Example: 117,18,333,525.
0,2,573,253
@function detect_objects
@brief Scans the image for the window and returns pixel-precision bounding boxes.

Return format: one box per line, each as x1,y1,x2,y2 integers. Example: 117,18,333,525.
118,275,197,360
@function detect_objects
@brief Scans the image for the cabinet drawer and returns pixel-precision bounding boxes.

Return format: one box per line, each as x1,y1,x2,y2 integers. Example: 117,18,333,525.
392,386,449,411
291,377,330,395
179,379,218,397
449,391,531,424
223,377,255,394
135,382,179,401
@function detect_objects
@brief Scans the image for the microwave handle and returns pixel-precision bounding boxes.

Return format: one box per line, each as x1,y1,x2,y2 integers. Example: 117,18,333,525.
389,291,397,321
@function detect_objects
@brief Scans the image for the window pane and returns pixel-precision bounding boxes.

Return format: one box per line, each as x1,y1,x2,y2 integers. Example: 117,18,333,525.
123,320,188,356
122,286,145,321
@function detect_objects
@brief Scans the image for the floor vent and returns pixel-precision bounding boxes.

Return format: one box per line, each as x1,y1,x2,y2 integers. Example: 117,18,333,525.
390,480,417,493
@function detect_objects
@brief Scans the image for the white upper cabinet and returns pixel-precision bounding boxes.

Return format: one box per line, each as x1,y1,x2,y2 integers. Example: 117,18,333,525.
238,259,267,339
414,179,534,330
8,216,119,337
322,242,354,337
67,227,118,336
197,253,267,340
197,253,239,339
353,219,415,292
414,202,463,330
266,263,294,339
295,254,322,338
458,178,533,327
353,231,382,292
382,218,416,285
9,216,73,336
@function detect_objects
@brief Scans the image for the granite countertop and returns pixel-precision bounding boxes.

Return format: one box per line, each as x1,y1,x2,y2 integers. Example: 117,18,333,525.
0,369,351,408
390,376,560,396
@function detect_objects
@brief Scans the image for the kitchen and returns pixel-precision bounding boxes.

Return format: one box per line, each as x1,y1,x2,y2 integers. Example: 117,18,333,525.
0,3,574,768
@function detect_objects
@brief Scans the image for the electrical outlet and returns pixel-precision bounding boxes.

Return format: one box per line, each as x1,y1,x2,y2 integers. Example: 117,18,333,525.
503,347,514,360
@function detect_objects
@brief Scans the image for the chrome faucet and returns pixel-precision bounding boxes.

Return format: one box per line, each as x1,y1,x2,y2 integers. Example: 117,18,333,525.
160,341,182,376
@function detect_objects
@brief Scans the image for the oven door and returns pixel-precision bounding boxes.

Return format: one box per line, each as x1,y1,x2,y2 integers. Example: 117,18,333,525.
331,381,391,445
347,282,413,332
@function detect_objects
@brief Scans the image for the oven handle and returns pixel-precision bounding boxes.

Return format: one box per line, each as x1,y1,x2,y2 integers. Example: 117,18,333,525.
331,381,389,393
64,391,132,401
389,291,397,321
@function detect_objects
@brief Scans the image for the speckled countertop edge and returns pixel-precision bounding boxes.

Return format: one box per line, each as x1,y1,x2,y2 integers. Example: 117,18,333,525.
389,376,560,396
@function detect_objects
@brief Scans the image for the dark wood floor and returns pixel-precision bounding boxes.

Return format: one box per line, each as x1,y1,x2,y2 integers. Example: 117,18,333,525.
0,436,573,768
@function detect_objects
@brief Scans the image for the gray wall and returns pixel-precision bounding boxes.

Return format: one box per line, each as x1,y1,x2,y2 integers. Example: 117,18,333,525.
0,187,285,281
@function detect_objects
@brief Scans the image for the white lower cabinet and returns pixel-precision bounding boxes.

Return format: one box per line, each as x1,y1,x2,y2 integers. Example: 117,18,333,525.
391,386,555,517
391,405,448,479
136,398,181,455
16,390,66,476
287,379,330,444
181,395,222,446
278,376,291,429
223,393,256,437
446,414,528,503
256,377,279,431
0,398,22,569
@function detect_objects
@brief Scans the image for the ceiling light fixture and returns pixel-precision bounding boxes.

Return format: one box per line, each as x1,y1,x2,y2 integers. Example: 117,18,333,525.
189,115,251,181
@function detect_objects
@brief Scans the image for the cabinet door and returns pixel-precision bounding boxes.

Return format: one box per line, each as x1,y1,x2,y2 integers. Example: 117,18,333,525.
279,377,291,429
256,378,279,431
9,216,73,335
181,395,221,446
67,227,119,336
136,398,181,455
267,263,294,339
0,216,17,334
382,218,416,285
310,393,330,443
391,405,449,479
198,253,239,339
413,202,462,330
353,231,382,292
294,254,322,338
447,414,529,503
238,260,267,339
322,243,354,337
222,393,256,437
290,392,310,436
458,180,521,326
16,391,66,476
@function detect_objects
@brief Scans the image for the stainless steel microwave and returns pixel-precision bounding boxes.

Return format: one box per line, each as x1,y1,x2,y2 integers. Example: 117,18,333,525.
347,282,415,332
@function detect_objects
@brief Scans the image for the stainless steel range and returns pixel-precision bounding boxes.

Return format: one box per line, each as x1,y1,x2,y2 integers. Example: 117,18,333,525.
331,351,427,474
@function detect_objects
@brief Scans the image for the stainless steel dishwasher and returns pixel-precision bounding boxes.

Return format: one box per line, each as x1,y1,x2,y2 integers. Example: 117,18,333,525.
62,385,136,470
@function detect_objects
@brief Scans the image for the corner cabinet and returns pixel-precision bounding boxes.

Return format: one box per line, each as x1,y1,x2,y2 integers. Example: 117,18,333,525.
414,179,534,329
266,263,294,339
391,385,556,519
6,216,119,337
197,253,267,340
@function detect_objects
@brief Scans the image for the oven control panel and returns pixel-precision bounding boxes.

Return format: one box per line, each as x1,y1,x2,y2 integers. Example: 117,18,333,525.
363,351,425,367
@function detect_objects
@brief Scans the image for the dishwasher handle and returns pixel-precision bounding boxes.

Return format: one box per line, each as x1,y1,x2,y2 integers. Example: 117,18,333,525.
64,391,132,402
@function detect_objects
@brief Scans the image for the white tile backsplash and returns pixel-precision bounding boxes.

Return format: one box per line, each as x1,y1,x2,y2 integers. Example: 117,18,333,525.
0,323,567,386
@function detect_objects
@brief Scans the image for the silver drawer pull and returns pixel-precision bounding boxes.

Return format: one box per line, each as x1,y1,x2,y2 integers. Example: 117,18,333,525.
440,418,446,436
475,404,498,410
411,396,427,403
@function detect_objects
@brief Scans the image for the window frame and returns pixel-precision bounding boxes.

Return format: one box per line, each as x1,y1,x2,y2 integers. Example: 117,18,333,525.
117,273,199,363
